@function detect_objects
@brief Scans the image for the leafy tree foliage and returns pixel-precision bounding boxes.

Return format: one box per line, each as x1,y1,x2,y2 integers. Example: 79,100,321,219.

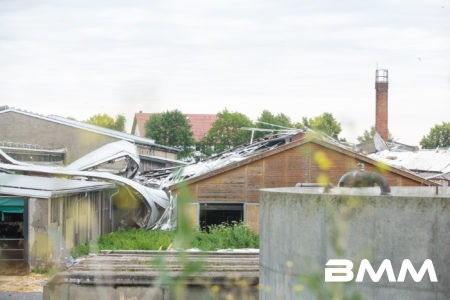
420,122,450,149
297,112,342,139
257,110,293,128
201,109,253,155
144,110,195,158
357,126,376,143
86,113,126,132
357,126,394,143
254,110,293,139
114,115,126,132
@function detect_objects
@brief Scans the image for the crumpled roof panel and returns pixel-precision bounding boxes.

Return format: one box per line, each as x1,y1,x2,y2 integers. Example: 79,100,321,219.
66,140,140,172
160,135,289,187
0,140,170,228
369,149,450,173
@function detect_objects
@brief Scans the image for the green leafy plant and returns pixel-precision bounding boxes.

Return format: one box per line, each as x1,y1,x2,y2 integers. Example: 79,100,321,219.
192,222,259,250
71,223,258,258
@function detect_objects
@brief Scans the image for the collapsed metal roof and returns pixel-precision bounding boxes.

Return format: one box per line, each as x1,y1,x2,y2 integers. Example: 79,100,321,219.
66,140,140,178
369,148,450,180
0,173,115,198
140,130,435,190
158,133,297,188
0,148,31,166
0,140,171,228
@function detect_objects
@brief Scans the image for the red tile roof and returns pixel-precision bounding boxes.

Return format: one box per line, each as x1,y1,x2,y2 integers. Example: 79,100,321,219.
132,112,217,142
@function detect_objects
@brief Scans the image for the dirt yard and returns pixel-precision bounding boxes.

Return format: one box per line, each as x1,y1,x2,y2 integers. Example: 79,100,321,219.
0,273,47,293
0,262,48,293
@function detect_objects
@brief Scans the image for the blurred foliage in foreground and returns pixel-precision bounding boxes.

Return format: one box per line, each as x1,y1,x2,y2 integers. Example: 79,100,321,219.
71,222,259,258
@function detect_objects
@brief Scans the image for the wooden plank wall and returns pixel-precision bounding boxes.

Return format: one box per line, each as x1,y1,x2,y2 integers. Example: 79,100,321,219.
175,142,426,230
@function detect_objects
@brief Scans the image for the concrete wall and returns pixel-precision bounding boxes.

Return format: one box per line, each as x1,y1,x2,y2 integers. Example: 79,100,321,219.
259,186,450,300
27,198,49,269
0,111,177,163
0,111,120,163
44,251,259,300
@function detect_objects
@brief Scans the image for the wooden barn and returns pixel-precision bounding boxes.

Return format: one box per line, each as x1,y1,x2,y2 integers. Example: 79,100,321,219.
168,133,435,232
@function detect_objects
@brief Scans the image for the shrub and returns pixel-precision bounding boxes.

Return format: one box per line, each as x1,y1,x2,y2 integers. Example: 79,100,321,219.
70,223,258,258
192,222,259,250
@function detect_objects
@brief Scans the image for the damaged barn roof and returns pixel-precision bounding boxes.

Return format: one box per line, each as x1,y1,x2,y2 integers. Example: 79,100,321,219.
66,140,141,178
0,140,171,228
0,173,115,198
153,131,434,189
159,133,303,187
0,148,31,166
368,148,450,180
66,140,140,171
0,162,169,227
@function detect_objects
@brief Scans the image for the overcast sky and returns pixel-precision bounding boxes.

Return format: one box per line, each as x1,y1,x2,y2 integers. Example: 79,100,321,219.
1,0,449,145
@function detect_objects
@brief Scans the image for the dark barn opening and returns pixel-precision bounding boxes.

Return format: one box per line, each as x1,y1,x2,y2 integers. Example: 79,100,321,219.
199,203,243,230
0,197,25,271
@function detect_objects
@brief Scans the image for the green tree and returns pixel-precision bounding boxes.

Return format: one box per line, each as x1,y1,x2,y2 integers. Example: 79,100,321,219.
357,126,394,143
86,113,126,132
144,110,195,158
420,122,450,149
297,112,342,139
201,109,253,155
254,110,293,139
114,115,126,132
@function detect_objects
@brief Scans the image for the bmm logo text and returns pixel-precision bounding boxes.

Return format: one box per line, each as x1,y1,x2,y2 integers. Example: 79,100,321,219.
325,259,438,283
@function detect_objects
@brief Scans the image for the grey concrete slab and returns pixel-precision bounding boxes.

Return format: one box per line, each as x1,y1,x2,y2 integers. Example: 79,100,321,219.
259,187,450,300
0,292,42,300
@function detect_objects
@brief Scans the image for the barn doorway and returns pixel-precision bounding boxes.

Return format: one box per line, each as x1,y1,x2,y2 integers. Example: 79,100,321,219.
199,203,243,230
0,197,25,273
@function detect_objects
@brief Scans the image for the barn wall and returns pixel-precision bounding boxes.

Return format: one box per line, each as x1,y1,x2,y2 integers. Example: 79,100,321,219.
174,141,427,231
0,111,178,164
0,111,118,163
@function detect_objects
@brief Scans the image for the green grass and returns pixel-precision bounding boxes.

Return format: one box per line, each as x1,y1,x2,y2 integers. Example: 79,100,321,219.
32,265,64,277
192,223,259,250
71,223,259,258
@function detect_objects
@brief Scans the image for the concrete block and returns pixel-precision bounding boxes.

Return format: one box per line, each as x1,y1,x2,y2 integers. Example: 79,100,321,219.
259,187,450,300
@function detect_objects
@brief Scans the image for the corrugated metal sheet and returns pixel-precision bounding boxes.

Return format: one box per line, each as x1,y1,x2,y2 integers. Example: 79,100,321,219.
66,140,140,177
0,173,115,198
369,149,450,173
0,163,169,227
0,139,171,228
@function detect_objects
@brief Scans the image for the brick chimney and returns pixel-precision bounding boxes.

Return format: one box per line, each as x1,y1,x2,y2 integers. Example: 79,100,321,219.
375,69,389,142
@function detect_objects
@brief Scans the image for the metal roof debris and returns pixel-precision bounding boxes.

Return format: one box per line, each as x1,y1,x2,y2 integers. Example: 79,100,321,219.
66,140,140,178
138,130,434,191
0,140,170,228
0,173,115,198
369,148,450,182
0,148,31,166
158,134,294,188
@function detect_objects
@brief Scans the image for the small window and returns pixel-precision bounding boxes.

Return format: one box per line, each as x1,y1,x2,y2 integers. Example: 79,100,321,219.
199,203,243,230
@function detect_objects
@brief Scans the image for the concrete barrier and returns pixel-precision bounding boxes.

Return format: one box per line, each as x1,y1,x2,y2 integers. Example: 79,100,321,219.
259,186,450,300
44,250,259,300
